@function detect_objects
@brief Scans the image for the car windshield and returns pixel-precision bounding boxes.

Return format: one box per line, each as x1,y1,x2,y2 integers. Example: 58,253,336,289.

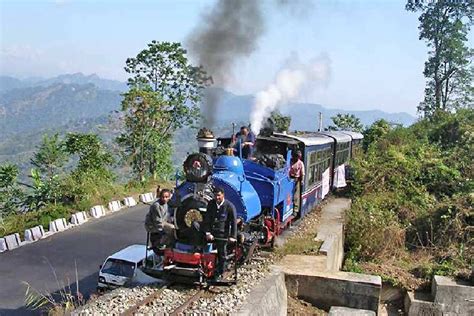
101,258,135,278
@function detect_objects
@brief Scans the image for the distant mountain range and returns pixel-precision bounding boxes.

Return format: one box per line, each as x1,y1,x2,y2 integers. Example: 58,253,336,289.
0,73,417,175
0,73,416,134
208,88,416,130
0,73,127,94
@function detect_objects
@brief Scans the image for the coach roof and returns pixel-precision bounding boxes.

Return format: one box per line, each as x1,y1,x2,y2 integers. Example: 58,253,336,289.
317,131,352,143
340,131,364,140
273,132,334,146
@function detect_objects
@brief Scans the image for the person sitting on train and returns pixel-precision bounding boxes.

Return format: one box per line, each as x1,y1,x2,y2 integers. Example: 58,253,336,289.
203,187,237,279
232,126,256,159
289,150,305,215
144,188,176,255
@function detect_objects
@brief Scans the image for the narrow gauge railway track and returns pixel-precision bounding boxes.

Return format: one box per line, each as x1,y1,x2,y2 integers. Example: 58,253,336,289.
119,272,233,316
120,281,173,316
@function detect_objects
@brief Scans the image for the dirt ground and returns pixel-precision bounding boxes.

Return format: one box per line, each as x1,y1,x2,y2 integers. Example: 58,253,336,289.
287,295,326,315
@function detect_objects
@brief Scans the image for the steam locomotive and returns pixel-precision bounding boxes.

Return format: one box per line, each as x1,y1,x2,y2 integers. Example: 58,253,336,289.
142,127,362,285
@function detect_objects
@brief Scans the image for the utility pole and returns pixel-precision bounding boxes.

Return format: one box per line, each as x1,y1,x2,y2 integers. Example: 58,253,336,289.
318,112,323,132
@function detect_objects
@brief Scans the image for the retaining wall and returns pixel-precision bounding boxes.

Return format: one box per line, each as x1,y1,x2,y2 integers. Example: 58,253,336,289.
405,275,474,315
236,270,287,316
284,269,381,312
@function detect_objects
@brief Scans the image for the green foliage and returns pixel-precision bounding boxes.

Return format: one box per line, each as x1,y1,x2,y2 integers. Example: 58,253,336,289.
64,132,114,179
362,119,392,151
328,113,364,132
346,109,473,281
117,89,173,181
406,1,474,116
0,163,24,217
259,110,292,136
270,110,292,132
119,41,208,181
0,163,19,188
30,133,67,179
124,41,208,130
22,169,63,211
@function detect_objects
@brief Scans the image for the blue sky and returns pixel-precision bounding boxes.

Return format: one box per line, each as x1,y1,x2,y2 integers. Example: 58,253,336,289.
1,0,472,115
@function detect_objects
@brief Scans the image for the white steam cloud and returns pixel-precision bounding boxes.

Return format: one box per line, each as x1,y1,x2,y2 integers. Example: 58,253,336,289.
250,55,331,134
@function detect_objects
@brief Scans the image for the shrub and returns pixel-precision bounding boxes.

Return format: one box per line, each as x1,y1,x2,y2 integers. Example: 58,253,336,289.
346,192,405,260
346,109,473,282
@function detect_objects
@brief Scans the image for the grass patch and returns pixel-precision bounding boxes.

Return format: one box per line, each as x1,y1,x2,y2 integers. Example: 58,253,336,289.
274,204,323,258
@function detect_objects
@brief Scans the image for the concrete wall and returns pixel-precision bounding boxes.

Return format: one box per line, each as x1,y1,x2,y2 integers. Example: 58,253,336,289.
236,270,287,316
285,271,381,312
405,275,474,316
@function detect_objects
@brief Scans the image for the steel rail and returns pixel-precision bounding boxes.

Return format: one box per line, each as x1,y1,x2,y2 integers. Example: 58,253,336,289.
120,282,172,316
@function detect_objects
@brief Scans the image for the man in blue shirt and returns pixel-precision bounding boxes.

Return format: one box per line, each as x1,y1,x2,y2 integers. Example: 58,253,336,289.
234,126,256,159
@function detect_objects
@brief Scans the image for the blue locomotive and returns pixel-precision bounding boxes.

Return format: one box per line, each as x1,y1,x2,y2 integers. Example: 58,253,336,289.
143,127,362,284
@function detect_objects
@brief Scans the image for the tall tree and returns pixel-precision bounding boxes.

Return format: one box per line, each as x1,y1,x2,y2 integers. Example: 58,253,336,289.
406,1,474,116
0,163,23,216
271,110,292,133
25,134,68,210
362,119,391,151
64,133,113,179
119,41,209,181
117,89,173,180
30,134,67,179
328,113,364,132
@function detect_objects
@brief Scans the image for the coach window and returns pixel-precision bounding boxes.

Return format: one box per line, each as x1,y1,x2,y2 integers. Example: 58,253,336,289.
306,151,318,187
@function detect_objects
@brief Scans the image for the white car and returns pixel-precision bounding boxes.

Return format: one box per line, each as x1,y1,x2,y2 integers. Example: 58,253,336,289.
97,244,158,291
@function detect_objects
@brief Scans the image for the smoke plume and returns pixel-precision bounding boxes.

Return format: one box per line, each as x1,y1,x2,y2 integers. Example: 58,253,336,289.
250,55,331,134
188,0,264,127
188,0,314,127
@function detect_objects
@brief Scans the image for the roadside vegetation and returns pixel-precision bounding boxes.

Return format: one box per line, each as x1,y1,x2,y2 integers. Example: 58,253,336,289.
0,41,206,238
344,1,473,290
345,110,473,289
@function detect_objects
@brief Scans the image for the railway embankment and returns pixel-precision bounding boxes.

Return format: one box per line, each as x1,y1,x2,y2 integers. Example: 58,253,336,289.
274,198,380,314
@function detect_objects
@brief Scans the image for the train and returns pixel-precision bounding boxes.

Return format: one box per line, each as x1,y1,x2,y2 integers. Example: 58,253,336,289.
142,126,363,285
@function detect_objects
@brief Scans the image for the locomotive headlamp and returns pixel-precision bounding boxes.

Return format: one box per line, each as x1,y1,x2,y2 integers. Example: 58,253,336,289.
184,209,203,228
183,153,213,183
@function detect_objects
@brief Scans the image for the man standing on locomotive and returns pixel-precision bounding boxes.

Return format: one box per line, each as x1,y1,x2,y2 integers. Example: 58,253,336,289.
289,150,305,216
145,188,176,255
204,187,237,279
232,126,256,159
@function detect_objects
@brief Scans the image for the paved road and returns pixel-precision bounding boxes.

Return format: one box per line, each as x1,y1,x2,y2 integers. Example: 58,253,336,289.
0,204,150,315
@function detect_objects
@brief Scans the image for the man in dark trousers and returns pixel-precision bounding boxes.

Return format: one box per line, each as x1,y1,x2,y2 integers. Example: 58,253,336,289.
204,187,237,279
145,189,175,255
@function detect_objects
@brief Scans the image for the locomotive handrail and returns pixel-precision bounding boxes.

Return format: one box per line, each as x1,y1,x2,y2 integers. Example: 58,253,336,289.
245,173,272,182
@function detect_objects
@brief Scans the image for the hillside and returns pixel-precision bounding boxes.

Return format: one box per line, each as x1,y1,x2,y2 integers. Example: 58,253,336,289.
0,74,417,176
208,89,416,129
0,83,122,136
0,73,127,94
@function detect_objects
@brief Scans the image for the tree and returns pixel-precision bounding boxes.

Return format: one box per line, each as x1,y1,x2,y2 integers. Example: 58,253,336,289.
362,119,391,151
259,110,292,136
328,114,364,132
25,133,68,210
271,110,292,133
23,168,62,211
30,134,67,179
0,163,24,216
117,89,173,181
406,1,474,116
119,41,209,181
64,133,113,179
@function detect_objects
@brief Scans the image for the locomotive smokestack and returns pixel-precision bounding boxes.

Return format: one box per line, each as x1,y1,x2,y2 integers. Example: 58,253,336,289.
197,128,216,155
